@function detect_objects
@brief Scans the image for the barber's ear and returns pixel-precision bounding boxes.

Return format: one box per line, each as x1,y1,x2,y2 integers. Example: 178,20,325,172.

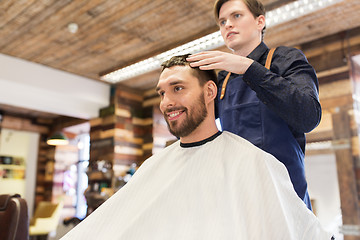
256,15,265,31
205,81,217,103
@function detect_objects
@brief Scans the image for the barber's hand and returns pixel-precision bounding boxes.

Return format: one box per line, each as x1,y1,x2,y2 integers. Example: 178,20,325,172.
187,51,253,74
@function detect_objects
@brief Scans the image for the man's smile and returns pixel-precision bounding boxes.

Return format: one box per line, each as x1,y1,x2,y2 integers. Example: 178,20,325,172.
166,110,185,121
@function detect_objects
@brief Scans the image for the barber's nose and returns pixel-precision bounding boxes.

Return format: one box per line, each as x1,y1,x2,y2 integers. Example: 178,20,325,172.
225,19,233,29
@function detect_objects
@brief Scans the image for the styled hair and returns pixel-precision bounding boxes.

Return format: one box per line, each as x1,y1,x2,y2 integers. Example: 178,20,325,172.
161,54,218,87
214,0,266,38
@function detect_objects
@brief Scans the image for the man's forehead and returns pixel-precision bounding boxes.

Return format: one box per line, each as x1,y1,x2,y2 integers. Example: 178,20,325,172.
157,66,193,87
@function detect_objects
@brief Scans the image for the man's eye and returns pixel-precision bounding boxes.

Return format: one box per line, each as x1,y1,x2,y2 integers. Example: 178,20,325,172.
234,13,241,19
174,86,183,92
219,20,226,26
158,91,165,97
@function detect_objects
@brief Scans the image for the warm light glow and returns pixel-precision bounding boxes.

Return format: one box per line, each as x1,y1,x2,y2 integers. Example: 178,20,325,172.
101,0,343,84
47,132,69,146
47,138,69,146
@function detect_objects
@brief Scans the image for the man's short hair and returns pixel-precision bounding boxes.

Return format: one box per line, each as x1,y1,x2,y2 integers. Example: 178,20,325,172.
161,54,218,87
214,0,266,37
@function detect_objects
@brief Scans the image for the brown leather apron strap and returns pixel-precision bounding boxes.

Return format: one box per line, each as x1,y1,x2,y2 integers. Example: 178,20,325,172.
265,48,276,70
220,72,231,100
220,47,276,100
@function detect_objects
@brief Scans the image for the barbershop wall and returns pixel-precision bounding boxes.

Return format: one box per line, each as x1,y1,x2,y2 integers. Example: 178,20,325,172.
0,128,39,216
306,154,342,236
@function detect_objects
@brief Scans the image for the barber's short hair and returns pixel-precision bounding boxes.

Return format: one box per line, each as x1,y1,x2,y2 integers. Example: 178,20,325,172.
161,54,218,87
214,0,266,37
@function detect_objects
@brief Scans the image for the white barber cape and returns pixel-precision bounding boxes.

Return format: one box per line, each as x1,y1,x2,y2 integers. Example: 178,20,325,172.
62,131,332,240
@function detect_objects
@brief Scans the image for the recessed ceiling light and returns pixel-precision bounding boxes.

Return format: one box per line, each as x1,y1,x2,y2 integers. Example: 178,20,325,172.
68,23,79,34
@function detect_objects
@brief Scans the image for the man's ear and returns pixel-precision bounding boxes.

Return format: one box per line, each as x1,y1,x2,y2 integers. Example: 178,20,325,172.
256,15,265,31
204,80,217,103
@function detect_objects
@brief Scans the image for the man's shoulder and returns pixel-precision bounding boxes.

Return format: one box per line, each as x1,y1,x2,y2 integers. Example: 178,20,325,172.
221,130,251,142
219,131,278,167
220,131,265,153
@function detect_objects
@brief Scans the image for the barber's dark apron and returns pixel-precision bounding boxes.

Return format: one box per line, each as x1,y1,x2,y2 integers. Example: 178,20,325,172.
216,49,312,210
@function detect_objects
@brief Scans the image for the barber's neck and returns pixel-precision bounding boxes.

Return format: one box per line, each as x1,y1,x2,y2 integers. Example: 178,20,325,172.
232,40,261,57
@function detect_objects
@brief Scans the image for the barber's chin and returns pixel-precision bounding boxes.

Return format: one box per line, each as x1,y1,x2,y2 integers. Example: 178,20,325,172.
225,43,235,52
226,40,242,52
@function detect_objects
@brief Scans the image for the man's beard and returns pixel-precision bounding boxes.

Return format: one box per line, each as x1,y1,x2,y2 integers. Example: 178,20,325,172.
164,93,208,138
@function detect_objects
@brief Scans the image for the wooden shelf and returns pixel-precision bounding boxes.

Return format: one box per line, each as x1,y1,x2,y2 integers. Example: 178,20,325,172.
0,164,26,179
0,164,25,170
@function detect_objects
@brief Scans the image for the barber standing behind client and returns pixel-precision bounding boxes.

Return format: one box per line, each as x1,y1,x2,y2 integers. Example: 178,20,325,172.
187,0,321,210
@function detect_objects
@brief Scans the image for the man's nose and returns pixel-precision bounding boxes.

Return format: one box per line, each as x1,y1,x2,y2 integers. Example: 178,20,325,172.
160,94,175,110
